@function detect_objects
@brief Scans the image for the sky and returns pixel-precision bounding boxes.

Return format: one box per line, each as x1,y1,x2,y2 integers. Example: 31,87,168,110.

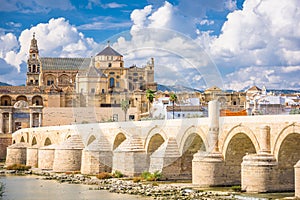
0,0,300,91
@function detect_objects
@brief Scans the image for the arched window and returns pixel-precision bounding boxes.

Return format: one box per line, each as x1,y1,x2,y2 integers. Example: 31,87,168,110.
109,77,115,88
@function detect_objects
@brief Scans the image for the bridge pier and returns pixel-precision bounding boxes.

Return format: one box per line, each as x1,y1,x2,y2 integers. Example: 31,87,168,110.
192,151,225,186
81,138,112,175
113,138,148,176
241,153,277,192
241,125,278,192
193,100,226,186
295,160,300,198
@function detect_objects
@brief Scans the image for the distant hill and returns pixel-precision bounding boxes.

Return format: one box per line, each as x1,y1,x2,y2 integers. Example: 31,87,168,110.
0,82,11,86
157,84,202,92
157,84,300,94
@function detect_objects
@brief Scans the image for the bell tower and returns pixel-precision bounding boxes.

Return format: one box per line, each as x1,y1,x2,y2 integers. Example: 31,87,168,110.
26,33,41,86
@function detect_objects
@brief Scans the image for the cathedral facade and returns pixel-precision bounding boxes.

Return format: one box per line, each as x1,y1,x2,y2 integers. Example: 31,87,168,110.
0,34,157,133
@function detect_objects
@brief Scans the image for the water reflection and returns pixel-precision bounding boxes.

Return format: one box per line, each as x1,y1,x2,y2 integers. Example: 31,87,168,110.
0,175,150,200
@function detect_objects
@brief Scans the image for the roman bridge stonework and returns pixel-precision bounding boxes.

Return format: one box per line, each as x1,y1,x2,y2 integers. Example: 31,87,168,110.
5,101,300,195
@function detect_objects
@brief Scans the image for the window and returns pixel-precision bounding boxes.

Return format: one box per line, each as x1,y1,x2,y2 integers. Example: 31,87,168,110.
108,63,112,67
33,54,35,58
47,80,54,86
37,66,40,72
35,80,38,84
109,77,115,88
28,66,31,72
33,65,36,72
129,115,135,120
102,89,105,94
120,63,123,67
30,80,33,84
109,72,115,75
178,114,180,117
133,73,138,76
116,82,120,88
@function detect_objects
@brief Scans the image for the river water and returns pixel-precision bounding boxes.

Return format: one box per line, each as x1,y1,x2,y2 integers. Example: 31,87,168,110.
0,175,151,200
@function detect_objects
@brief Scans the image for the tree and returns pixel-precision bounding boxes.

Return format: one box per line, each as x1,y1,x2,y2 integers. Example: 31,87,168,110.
146,89,155,114
169,93,177,119
121,99,130,121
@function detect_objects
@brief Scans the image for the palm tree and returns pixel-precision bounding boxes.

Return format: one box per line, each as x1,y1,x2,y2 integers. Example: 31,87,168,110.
121,99,130,121
169,93,177,119
146,89,155,115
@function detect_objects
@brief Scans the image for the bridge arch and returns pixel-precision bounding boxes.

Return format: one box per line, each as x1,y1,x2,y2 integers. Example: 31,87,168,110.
113,132,127,151
221,124,260,156
221,124,258,185
144,126,168,154
273,123,300,159
179,126,207,179
273,123,300,191
87,135,96,146
44,137,52,146
31,136,37,146
178,126,207,155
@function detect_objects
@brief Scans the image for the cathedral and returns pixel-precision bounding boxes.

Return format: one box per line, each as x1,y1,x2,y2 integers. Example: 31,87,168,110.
27,33,156,95
0,33,157,133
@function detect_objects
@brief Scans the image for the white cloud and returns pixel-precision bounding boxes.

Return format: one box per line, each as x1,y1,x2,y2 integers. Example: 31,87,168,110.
102,2,127,9
0,18,98,85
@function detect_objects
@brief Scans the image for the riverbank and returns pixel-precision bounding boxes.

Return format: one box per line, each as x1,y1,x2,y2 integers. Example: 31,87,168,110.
0,169,296,200
0,169,235,200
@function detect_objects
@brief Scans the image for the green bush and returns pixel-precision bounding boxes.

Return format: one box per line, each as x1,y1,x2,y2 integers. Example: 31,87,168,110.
231,185,241,192
6,164,31,171
96,172,112,179
113,170,124,178
141,171,161,181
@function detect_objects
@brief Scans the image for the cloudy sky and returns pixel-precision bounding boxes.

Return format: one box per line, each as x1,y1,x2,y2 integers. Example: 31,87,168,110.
0,0,299,91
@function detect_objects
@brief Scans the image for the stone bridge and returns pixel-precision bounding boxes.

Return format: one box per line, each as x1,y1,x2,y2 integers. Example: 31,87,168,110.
5,101,300,196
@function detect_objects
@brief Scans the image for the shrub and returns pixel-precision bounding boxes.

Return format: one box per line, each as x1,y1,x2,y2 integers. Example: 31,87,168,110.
141,171,162,181
6,164,31,171
141,171,151,180
231,185,241,192
132,177,142,183
96,172,112,179
113,170,124,178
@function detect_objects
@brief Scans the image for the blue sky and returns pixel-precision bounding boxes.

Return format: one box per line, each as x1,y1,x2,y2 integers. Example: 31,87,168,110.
0,0,300,91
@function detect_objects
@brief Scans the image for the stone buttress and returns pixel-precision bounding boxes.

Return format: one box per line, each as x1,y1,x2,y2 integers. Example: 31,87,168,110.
53,134,84,172
81,136,112,175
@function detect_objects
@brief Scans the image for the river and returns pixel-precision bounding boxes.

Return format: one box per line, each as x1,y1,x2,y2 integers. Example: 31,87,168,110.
0,175,151,200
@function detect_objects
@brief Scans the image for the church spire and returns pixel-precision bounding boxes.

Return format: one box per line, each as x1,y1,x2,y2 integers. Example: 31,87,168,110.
29,32,39,54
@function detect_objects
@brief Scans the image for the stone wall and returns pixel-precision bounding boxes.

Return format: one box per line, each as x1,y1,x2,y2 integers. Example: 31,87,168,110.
0,134,12,161
43,107,139,126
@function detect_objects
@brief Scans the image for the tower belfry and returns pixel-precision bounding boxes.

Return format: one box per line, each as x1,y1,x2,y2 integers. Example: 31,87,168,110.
26,32,41,86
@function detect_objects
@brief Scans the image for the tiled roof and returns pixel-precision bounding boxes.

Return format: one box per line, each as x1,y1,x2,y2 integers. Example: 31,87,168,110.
96,46,122,56
40,57,91,71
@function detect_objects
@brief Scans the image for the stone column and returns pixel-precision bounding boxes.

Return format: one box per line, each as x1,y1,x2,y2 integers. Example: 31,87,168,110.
259,125,270,153
207,100,220,152
29,112,33,128
38,113,42,127
8,112,12,134
295,160,300,198
192,100,225,186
